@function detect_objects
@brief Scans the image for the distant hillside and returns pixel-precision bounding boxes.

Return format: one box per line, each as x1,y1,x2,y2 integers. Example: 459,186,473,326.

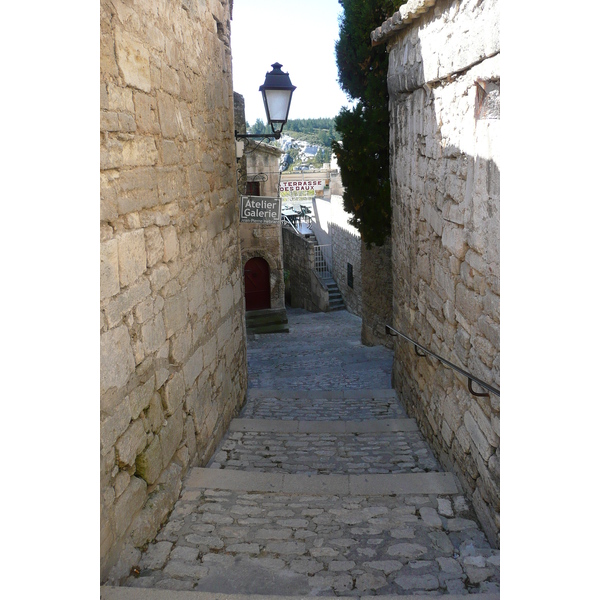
247,117,340,147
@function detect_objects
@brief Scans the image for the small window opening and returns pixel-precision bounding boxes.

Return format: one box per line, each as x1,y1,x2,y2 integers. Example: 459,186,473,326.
347,263,354,289
246,181,260,196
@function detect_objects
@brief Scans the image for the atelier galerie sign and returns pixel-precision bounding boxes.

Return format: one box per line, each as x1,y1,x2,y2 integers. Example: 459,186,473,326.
240,196,281,224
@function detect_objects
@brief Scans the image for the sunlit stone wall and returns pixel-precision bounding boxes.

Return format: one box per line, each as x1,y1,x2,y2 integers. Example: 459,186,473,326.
100,0,246,581
374,0,500,546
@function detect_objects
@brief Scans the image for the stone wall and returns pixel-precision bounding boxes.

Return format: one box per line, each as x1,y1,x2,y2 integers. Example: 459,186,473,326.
100,0,247,582
235,95,286,311
311,196,363,316
330,223,362,316
361,238,393,349
282,228,328,313
375,0,500,546
248,144,283,198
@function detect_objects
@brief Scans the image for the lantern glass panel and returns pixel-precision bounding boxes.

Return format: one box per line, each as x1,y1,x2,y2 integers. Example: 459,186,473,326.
263,89,292,124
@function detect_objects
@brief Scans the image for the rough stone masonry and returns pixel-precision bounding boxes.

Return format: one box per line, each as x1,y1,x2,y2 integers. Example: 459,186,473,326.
100,0,246,581
373,0,500,546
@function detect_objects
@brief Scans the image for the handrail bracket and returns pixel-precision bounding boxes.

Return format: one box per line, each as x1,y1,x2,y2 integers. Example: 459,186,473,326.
414,344,426,357
468,378,490,398
385,324,499,398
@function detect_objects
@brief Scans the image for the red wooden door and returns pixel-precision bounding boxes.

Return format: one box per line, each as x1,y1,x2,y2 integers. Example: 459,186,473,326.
244,257,271,311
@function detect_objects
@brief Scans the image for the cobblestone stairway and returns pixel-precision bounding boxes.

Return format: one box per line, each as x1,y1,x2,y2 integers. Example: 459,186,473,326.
102,309,499,599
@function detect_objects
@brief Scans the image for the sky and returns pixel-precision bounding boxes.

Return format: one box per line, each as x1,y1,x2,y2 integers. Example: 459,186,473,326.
231,0,356,125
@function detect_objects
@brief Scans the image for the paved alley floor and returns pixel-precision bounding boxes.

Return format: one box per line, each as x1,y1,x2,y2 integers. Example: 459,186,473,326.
104,308,499,599
246,308,393,390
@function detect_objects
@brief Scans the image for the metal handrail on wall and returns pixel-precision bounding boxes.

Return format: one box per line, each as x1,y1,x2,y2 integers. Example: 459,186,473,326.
385,324,500,398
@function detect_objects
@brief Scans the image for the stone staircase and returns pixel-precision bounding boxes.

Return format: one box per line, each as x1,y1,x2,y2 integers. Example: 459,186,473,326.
102,387,500,599
321,276,345,311
245,307,289,335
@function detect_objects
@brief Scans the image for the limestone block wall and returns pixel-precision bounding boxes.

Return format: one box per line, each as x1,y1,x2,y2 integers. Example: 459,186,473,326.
233,92,247,196
282,228,328,312
330,223,362,316
377,0,500,546
100,0,247,582
246,143,282,198
361,238,393,349
311,196,363,316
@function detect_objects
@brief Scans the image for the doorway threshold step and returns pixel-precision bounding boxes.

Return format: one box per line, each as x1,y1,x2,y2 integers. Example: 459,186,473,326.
245,308,290,334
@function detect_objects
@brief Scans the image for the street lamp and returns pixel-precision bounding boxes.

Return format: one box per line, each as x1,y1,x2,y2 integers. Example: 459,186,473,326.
235,63,296,140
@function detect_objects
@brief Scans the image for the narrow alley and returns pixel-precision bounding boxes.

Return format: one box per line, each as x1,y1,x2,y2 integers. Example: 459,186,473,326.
102,308,500,599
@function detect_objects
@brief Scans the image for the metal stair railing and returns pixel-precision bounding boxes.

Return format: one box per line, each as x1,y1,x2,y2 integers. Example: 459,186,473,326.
281,214,301,235
314,244,332,279
385,324,500,398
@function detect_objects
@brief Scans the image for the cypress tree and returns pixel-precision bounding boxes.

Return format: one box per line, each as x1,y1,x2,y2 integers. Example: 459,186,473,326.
333,0,405,247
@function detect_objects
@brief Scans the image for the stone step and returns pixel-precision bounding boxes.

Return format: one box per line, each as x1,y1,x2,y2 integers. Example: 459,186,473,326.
246,308,290,335
102,586,500,600
109,469,499,596
248,389,399,399
185,467,459,495
241,389,408,421
329,303,345,311
245,308,288,325
229,417,420,434
208,418,441,474
246,323,290,335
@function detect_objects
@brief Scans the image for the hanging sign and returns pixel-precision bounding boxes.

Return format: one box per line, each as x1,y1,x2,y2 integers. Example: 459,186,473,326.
279,180,324,192
240,196,281,224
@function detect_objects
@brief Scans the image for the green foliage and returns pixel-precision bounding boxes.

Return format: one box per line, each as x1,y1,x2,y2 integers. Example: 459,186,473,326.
284,118,340,148
248,118,269,135
334,0,405,247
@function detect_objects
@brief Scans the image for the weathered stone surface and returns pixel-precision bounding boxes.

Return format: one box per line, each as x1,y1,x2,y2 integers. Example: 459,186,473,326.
101,239,120,300
101,399,132,456
183,345,204,390
162,226,179,262
129,378,154,420
163,292,188,338
141,314,166,355
101,325,135,393
136,435,163,485
140,542,172,570
162,372,185,416
101,0,248,582
159,408,184,468
118,230,147,287
115,29,151,92
114,476,147,537
464,411,493,461
104,278,152,329
115,419,147,466
387,0,500,548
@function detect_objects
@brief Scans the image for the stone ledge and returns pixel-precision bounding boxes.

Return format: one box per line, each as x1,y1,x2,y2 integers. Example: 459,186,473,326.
185,468,459,496
101,586,500,600
246,388,397,400
229,418,419,434
371,0,438,46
